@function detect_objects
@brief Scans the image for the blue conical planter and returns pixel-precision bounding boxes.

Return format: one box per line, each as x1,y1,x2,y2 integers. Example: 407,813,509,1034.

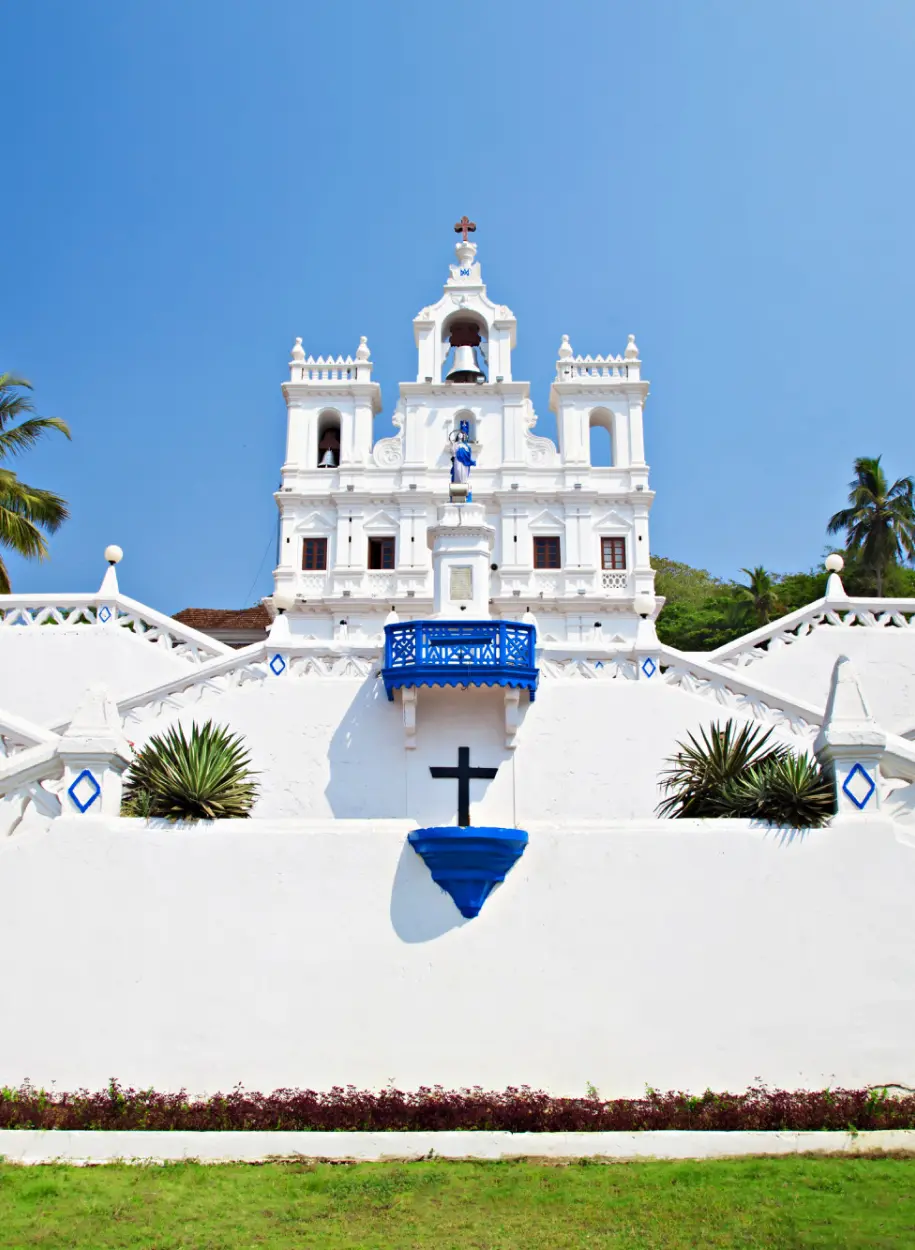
407,826,529,919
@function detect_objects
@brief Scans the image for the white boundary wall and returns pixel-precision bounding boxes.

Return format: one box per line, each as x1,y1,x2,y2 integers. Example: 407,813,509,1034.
2,1129,913,1164
2,815,915,1097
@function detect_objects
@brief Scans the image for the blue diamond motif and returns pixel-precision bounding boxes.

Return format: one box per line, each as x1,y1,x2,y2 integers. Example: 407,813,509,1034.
642,657,657,678
842,762,875,810
98,606,111,623
269,653,286,676
595,661,604,669
68,769,101,813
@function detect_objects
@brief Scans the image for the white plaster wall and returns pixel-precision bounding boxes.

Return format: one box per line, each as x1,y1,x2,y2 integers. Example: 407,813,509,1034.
132,677,776,825
1,816,913,1096
737,628,915,734
0,629,194,727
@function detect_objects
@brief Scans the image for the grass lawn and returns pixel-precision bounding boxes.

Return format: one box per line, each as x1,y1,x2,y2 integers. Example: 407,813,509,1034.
1,1155,914,1248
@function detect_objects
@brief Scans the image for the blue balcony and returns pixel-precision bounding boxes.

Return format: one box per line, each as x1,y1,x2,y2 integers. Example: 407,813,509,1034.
382,620,538,701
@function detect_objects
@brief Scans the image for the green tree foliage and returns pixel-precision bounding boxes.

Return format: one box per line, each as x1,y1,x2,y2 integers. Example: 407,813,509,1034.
827,455,915,596
652,557,826,652
728,566,784,630
122,720,259,821
0,374,71,593
652,557,744,651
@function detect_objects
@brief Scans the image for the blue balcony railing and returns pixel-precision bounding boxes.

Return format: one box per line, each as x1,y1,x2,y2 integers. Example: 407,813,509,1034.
382,620,538,701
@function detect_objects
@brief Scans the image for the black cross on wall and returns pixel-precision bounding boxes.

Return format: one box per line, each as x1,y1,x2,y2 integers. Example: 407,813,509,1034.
429,746,498,827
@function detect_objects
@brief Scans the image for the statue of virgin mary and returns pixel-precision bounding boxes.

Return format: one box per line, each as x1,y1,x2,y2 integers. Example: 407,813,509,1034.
450,421,476,501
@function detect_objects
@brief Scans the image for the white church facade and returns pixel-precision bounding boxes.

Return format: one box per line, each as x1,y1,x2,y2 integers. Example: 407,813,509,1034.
2,228,915,1099
274,230,655,644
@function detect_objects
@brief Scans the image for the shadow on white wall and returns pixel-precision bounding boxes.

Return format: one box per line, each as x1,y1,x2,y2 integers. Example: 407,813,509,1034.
388,839,467,942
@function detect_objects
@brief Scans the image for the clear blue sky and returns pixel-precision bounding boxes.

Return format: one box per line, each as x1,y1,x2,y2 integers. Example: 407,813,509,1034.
4,0,914,610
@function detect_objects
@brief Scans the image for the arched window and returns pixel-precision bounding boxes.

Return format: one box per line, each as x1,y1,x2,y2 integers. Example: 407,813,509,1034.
588,408,614,466
317,410,341,468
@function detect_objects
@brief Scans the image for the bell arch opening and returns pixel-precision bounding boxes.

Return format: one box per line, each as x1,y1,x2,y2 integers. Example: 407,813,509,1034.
317,409,341,468
441,311,488,383
588,408,615,467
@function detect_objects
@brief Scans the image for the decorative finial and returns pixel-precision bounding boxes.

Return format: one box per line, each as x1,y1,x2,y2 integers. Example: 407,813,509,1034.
625,334,639,360
290,336,305,363
99,545,122,597
454,215,476,242
825,553,847,600
355,335,371,361
558,334,574,360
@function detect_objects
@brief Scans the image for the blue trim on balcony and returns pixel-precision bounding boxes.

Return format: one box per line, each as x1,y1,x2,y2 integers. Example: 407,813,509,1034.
407,826,529,918
382,620,538,701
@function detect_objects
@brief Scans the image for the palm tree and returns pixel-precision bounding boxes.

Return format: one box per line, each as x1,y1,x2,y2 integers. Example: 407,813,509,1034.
827,456,915,596
0,374,71,593
728,566,783,629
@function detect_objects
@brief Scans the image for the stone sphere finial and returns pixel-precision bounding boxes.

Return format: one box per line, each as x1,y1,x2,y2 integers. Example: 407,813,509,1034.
104,545,123,565
290,336,305,363
273,589,295,613
356,335,371,361
825,553,845,573
635,590,657,618
558,334,573,360
625,334,639,360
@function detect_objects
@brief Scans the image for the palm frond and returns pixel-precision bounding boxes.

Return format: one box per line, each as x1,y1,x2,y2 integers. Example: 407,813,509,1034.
0,374,35,429
0,503,49,561
0,472,69,531
826,455,915,592
0,377,70,590
0,416,71,460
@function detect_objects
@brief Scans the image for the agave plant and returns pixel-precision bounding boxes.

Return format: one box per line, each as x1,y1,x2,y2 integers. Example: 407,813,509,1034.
122,720,259,821
712,754,835,829
657,720,789,819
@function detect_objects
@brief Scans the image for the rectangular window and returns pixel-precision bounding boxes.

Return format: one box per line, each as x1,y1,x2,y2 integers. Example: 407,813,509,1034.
601,537,627,570
368,536,396,570
533,535,561,569
302,538,328,571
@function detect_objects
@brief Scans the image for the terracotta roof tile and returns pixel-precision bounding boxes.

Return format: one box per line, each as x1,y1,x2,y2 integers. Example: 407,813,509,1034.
173,606,270,631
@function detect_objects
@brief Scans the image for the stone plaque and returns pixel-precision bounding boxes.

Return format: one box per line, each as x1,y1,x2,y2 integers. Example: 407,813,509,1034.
450,566,473,601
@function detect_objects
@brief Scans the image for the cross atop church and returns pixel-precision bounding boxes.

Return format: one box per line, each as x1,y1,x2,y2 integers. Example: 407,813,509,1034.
454,215,476,243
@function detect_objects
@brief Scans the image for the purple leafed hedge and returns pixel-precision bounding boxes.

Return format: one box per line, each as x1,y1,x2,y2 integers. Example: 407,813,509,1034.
2,1082,915,1132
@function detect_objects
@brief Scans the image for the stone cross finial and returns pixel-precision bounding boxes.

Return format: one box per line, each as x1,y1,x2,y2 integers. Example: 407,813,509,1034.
454,215,476,243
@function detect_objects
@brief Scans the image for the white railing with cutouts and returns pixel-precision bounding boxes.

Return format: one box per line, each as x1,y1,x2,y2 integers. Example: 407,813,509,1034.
709,597,915,671
0,593,232,665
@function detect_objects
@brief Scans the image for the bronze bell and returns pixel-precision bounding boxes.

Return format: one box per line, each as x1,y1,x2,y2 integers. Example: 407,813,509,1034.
446,344,485,383
445,320,486,383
